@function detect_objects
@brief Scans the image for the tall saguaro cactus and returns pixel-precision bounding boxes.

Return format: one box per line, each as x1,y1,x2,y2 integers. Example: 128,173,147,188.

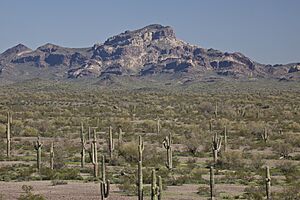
151,169,162,200
138,135,144,200
91,130,98,177
80,122,86,168
50,142,54,170
163,133,173,169
212,132,222,163
265,166,271,200
100,155,110,200
108,126,114,159
6,112,12,159
210,166,215,200
34,136,43,173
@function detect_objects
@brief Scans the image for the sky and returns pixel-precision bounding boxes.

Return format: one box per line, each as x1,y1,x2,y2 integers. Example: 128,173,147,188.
0,0,299,64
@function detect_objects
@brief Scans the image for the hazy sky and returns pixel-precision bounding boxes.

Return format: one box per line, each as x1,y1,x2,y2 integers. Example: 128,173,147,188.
1,0,299,64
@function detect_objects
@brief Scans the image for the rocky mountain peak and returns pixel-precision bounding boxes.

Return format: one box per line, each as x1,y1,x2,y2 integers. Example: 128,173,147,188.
37,43,62,53
104,24,175,47
1,44,31,57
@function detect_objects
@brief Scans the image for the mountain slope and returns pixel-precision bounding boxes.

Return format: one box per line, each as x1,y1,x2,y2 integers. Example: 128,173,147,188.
0,24,299,84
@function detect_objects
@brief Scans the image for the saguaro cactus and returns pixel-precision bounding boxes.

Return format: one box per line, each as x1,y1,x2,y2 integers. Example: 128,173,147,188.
108,126,114,159
50,142,54,170
209,119,213,133
118,127,123,147
212,132,222,163
91,130,98,177
88,126,91,141
265,166,271,200
34,136,43,173
6,112,12,159
158,176,162,200
163,133,173,169
130,104,136,120
214,102,218,118
261,127,269,143
210,166,215,200
100,180,110,200
100,155,110,199
223,126,228,152
151,169,162,200
138,135,144,200
80,122,86,168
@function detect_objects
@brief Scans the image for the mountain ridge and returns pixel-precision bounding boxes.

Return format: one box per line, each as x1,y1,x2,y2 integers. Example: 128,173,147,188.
0,24,299,84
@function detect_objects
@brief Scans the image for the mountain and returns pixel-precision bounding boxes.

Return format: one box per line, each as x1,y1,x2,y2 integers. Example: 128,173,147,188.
0,24,299,84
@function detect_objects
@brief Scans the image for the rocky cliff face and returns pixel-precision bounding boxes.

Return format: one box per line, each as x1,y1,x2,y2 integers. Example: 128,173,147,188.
68,24,262,78
0,24,298,82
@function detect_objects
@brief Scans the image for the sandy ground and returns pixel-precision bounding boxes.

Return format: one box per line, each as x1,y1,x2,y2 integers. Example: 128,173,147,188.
0,181,250,200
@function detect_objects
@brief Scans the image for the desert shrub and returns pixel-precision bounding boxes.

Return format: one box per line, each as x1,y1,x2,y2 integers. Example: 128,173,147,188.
248,154,265,171
167,174,189,186
284,133,300,148
274,183,300,200
41,167,82,180
272,142,294,159
222,170,255,185
190,168,206,184
119,141,138,163
243,185,264,200
117,173,136,196
276,162,300,184
186,158,197,170
183,131,205,156
24,126,38,137
143,145,165,167
216,151,246,170
0,164,37,181
198,102,214,114
51,179,68,186
197,185,210,196
53,144,67,169
17,185,45,200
